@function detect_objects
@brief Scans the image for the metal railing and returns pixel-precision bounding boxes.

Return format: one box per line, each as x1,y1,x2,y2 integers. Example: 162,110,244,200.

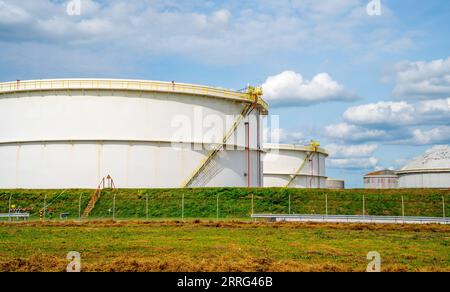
0,213,30,219
252,214,450,225
0,79,269,111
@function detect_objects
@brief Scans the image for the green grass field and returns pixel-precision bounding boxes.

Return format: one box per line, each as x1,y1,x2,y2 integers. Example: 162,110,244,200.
0,221,448,272
0,188,449,221
1,188,448,272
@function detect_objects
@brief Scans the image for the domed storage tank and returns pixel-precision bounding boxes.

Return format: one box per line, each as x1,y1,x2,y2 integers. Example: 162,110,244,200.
397,146,450,188
0,79,268,189
263,143,328,188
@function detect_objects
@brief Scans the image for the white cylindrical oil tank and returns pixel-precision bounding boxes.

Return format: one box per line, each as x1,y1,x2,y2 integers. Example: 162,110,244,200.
263,143,328,188
0,79,268,189
363,170,398,189
326,179,345,189
397,146,450,188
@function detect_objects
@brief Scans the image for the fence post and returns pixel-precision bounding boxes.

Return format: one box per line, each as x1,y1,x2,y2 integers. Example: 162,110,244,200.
78,193,83,221
182,193,185,222
216,194,219,221
362,195,366,218
43,194,47,222
443,196,446,220
288,194,291,215
8,195,12,223
251,193,254,215
401,196,405,218
325,194,328,217
146,193,149,221
113,193,116,221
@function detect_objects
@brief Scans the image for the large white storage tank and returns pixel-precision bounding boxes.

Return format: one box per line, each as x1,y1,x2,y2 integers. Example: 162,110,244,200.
263,143,328,188
397,146,450,188
0,79,268,189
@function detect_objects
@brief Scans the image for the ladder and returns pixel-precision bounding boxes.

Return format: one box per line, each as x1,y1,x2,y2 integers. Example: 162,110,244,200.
182,87,262,188
82,176,115,218
82,187,102,218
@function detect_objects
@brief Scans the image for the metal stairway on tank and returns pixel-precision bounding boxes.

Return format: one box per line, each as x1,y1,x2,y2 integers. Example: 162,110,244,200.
82,175,115,218
182,86,263,188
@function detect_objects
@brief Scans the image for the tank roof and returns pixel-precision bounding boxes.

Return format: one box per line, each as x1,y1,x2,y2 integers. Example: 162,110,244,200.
398,145,450,173
365,169,398,177
0,78,269,113
264,143,329,156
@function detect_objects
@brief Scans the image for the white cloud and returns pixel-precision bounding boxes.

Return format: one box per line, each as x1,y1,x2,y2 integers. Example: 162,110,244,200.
392,57,450,100
324,123,386,142
408,126,450,145
328,157,379,170
0,1,30,24
326,143,378,158
343,98,450,127
416,98,450,121
343,101,415,126
262,71,358,106
211,9,231,24
263,128,305,144
0,0,412,69
325,142,380,170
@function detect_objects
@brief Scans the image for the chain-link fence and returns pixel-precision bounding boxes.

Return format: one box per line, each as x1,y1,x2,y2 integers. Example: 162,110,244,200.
0,189,448,222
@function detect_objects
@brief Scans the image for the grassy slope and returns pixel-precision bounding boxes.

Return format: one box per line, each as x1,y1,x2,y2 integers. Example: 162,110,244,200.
0,188,449,220
0,222,448,272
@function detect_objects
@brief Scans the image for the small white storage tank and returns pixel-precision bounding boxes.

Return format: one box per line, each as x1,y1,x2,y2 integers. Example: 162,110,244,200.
397,146,450,189
364,170,399,189
263,143,328,188
326,179,345,189
0,79,268,189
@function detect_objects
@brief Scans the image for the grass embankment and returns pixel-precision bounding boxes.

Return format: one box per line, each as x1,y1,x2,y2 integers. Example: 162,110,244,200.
0,221,448,272
0,188,449,221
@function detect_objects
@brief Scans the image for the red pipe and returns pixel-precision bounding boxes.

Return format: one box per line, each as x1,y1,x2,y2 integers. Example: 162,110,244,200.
247,122,250,189
310,153,314,188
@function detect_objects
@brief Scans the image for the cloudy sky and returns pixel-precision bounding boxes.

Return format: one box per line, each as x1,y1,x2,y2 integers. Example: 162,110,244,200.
1,0,449,187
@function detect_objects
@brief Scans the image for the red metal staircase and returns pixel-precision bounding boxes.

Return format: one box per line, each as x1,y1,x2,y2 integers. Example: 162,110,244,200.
82,175,115,218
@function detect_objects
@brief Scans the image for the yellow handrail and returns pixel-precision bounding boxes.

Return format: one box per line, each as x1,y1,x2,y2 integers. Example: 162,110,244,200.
284,148,315,188
0,79,268,111
182,102,254,188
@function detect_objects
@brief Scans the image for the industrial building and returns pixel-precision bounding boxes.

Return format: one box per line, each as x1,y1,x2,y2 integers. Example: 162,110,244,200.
364,170,399,189
0,79,268,189
263,142,328,188
397,146,450,188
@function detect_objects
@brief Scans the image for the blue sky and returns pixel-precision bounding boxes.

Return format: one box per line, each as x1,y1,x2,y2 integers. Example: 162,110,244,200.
1,0,450,187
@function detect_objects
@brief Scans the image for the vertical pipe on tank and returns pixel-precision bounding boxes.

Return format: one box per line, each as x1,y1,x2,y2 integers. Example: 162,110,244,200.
309,153,314,188
256,109,261,187
245,122,250,188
